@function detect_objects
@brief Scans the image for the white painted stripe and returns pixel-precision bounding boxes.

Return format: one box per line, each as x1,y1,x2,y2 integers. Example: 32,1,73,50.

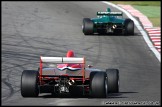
154,42,161,46
144,27,155,29
145,27,160,29
152,39,161,42
145,28,160,31
144,26,152,28
155,46,161,48
102,1,160,62
150,36,161,39
142,24,153,26
148,31,161,34
149,34,161,36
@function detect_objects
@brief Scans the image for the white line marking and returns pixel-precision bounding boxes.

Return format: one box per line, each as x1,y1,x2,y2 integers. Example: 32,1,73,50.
155,46,161,48
154,42,161,45
149,34,161,36
102,1,160,62
145,28,161,31
150,36,161,38
148,31,161,34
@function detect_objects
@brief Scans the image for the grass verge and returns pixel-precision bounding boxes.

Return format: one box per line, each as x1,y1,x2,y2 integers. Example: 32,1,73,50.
110,1,161,27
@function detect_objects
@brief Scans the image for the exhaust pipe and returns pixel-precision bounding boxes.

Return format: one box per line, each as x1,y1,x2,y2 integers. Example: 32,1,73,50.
68,79,75,85
112,25,117,29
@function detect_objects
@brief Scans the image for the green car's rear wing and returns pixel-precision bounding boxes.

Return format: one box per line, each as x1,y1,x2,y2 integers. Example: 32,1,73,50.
97,12,123,16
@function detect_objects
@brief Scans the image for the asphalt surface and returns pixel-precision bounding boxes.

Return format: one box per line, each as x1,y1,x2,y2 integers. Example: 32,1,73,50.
1,1,161,106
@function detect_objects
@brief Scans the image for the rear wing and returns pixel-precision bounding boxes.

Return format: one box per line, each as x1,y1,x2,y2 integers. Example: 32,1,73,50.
40,57,84,64
97,12,123,16
39,56,86,84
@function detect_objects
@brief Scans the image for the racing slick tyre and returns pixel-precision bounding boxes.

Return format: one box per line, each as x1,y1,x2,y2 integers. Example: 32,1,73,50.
83,18,94,35
21,70,39,97
106,69,119,93
90,72,108,98
124,18,134,35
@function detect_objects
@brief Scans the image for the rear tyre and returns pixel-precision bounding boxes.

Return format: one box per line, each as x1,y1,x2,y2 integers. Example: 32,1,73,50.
124,18,134,35
83,18,94,35
106,69,119,93
21,70,39,97
90,72,108,98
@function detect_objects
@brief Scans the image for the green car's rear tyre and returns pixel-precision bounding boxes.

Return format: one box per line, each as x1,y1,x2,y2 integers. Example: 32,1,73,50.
124,18,134,35
83,18,94,35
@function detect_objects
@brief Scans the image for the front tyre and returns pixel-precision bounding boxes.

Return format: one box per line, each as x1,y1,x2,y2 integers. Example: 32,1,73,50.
21,70,39,97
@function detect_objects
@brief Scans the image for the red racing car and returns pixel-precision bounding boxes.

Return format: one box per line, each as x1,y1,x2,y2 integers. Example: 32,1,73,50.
21,50,119,98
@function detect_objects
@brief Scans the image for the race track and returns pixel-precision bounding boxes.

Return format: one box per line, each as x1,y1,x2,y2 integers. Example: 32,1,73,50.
2,1,161,106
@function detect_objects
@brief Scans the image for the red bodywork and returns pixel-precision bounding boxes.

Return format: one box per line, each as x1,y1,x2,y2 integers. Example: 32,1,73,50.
39,50,86,85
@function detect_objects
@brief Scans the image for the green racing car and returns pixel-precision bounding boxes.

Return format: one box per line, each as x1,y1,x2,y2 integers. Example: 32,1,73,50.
82,7,134,35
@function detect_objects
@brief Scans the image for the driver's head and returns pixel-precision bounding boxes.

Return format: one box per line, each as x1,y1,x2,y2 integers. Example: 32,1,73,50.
66,50,75,57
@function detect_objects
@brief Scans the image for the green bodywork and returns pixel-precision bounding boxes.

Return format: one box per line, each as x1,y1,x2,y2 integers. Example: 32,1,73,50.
91,8,126,33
